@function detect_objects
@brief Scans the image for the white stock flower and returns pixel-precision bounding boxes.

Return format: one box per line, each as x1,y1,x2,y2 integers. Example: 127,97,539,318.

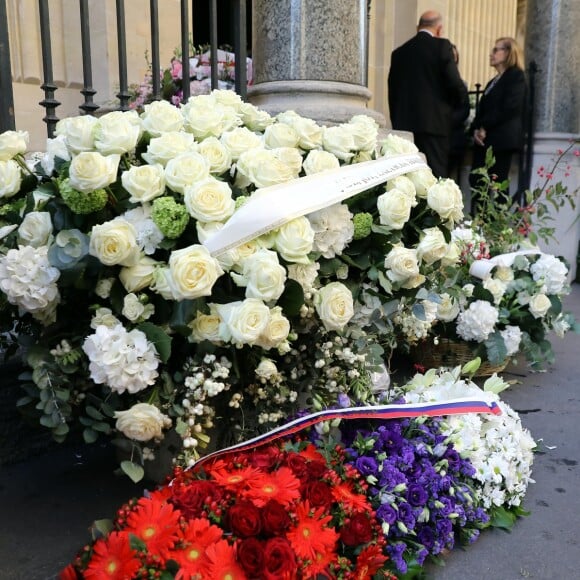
184,177,235,222
168,244,224,300
164,152,210,194
322,125,356,161
437,293,460,322
216,298,270,346
264,123,300,149
94,110,142,155
377,187,413,229
416,227,448,265
83,324,159,394
0,130,29,160
89,218,140,267
198,136,233,174
274,216,315,264
17,211,53,247
314,281,354,332
55,115,98,153
302,150,340,175
142,132,197,166
500,325,523,356
220,126,263,160
115,403,168,442
528,293,551,318
427,179,464,223
0,159,22,198
456,300,499,342
530,254,568,295
231,248,287,302
141,100,185,135
68,152,120,193
308,203,354,258
122,163,166,203
0,245,60,319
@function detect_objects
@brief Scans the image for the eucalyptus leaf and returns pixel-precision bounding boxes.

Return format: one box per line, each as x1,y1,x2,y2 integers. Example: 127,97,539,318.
83,428,99,444
121,461,145,483
137,322,173,364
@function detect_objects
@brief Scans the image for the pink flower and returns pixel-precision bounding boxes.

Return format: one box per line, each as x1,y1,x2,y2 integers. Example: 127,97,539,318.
171,59,183,80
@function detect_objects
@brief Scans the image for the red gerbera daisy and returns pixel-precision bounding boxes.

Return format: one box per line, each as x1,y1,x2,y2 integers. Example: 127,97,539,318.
205,539,248,579
301,547,337,578
84,531,141,580
353,544,389,579
286,501,339,561
172,518,223,579
210,465,263,491
331,481,369,513
244,467,301,507
297,444,326,464
125,497,180,558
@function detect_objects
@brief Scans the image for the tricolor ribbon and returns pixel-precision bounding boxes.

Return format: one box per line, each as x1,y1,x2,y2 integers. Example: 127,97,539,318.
187,397,501,470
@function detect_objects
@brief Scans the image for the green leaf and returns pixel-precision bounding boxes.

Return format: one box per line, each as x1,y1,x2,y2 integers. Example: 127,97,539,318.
137,322,172,363
121,461,145,483
83,428,99,444
52,422,70,437
485,332,508,365
16,395,33,407
277,279,305,317
85,405,104,420
489,506,517,530
90,519,114,541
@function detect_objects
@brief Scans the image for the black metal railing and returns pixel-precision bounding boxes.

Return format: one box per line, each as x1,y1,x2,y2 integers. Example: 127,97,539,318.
0,0,248,137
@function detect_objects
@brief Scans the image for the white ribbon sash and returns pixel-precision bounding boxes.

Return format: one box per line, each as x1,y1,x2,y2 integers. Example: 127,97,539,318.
202,153,428,256
469,248,543,279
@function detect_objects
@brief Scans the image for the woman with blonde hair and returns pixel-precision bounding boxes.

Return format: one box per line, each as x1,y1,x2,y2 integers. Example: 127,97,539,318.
469,36,526,213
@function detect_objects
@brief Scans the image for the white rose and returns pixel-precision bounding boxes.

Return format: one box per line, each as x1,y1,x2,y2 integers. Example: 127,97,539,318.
236,149,295,189
427,179,464,223
151,267,176,300
437,293,460,322
274,216,315,264
384,245,424,287
386,175,417,204
272,147,303,177
255,306,291,349
347,115,378,151
220,126,263,161
231,248,287,302
68,152,120,193
239,102,274,132
264,123,300,149
184,177,235,222
89,218,140,266
0,159,22,198
95,277,115,299
141,100,184,135
168,244,224,300
302,150,340,175
377,188,413,229
55,115,98,153
216,298,270,346
463,283,475,297
18,211,53,247
115,403,167,442
379,133,419,156
41,135,71,175
141,132,197,166
0,130,29,161
212,88,244,110
198,136,233,174
494,266,515,283
322,125,356,160
483,278,507,305
122,164,166,203
407,168,437,198
196,221,239,270
528,293,551,318
181,97,240,139
119,255,158,292
315,281,354,332
189,306,223,343
94,110,142,155
416,227,448,265
122,293,147,322
90,307,120,329
287,116,323,150
441,241,461,267
164,152,210,194
255,359,278,380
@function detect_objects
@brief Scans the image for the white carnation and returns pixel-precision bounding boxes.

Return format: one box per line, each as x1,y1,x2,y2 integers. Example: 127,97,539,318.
307,203,354,258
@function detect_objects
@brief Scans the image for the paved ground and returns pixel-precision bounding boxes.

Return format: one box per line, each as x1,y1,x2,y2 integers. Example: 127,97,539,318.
1,285,578,580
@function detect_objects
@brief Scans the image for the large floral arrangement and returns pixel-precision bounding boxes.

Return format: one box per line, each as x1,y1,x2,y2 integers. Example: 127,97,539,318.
63,440,394,579
0,90,472,480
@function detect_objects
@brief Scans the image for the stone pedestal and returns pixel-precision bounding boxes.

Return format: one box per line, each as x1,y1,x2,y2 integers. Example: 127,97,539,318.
249,0,386,126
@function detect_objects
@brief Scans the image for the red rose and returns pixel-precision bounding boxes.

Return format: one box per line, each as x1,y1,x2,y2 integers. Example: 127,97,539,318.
303,481,333,509
263,537,298,580
228,500,262,537
340,513,373,547
170,480,221,518
237,537,265,577
248,445,282,469
285,453,309,480
306,460,328,480
261,500,291,535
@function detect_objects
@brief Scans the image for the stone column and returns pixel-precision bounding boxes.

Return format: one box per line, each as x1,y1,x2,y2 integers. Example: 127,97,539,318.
248,0,386,126
525,0,580,279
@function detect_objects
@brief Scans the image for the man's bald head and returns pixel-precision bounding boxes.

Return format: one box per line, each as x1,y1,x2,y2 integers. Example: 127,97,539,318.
418,10,443,36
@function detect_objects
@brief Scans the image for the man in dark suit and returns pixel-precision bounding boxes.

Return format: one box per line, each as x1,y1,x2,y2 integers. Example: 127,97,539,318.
388,11,469,178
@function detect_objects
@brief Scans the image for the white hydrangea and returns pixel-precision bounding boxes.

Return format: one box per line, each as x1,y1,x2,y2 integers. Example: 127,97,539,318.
82,323,160,394
307,203,354,259
529,254,568,294
0,245,60,323
500,325,523,356
122,206,164,255
456,300,499,342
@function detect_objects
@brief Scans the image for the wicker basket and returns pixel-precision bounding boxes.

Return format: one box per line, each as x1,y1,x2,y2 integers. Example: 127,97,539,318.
411,338,508,377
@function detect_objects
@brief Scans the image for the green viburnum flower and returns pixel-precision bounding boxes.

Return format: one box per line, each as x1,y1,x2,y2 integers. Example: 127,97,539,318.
235,195,248,209
59,178,108,214
353,212,373,240
151,196,189,239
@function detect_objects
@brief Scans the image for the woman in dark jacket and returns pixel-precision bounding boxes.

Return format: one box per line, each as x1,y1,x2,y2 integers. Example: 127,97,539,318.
469,37,526,212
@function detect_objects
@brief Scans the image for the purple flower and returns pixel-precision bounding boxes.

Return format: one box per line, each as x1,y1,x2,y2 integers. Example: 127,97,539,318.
417,525,436,550
377,503,398,525
407,483,429,507
355,456,378,477
397,502,416,529
337,393,351,408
